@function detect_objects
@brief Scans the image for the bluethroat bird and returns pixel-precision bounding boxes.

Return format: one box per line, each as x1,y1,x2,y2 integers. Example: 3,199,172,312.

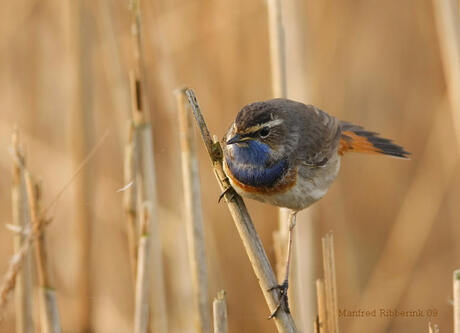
222,98,409,316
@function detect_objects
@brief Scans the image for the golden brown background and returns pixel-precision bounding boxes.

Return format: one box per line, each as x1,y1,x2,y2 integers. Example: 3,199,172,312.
0,0,458,332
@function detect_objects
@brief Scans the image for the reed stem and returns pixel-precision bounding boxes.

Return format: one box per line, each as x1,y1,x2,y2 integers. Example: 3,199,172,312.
25,173,61,333
11,131,34,333
267,0,290,283
432,0,460,148
128,71,168,332
134,202,151,333
123,122,138,281
315,279,326,333
321,233,339,333
176,87,211,333
454,269,460,333
212,290,228,333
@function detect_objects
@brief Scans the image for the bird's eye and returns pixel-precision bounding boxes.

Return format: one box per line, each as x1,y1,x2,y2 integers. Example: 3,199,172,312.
259,127,270,138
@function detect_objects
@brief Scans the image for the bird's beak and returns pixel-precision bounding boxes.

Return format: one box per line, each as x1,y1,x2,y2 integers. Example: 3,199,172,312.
226,133,245,145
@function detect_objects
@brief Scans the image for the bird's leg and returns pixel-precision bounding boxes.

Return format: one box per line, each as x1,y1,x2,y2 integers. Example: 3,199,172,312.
268,210,297,319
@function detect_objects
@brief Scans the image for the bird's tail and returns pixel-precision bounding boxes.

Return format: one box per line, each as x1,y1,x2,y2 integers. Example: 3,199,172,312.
338,122,410,159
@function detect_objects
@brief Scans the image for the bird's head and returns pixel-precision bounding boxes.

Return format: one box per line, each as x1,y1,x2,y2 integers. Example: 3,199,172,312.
224,100,299,165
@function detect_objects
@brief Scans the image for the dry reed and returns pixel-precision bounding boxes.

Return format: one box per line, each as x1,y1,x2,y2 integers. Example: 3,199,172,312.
123,122,139,281
185,88,298,333
134,202,152,333
266,0,290,284
128,2,168,329
315,279,326,333
11,131,34,333
321,233,339,333
0,239,33,322
429,322,440,333
176,87,211,333
212,290,228,333
432,0,460,148
25,173,61,333
279,1,317,328
267,3,313,328
0,131,107,326
1,131,62,332
267,0,287,98
128,71,168,332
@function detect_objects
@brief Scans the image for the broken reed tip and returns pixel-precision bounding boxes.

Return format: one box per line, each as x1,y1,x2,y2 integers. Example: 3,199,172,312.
216,290,226,301
455,269,460,281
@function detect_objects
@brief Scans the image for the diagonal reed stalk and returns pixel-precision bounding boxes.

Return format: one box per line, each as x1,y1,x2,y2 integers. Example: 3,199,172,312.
213,290,228,333
176,88,211,333
11,131,34,333
185,88,298,333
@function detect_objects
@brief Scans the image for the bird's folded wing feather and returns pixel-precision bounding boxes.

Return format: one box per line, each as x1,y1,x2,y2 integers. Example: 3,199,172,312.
294,105,341,167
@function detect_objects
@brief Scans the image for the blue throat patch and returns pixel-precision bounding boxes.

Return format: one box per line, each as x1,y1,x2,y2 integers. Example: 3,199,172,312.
226,140,288,187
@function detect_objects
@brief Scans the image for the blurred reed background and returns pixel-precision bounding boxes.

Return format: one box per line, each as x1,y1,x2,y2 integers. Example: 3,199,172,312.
0,0,459,332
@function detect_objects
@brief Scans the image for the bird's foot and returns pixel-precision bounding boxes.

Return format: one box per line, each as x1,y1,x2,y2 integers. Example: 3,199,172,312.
267,279,290,319
218,185,236,203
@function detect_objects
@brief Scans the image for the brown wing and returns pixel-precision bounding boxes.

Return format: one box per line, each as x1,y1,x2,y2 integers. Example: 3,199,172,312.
294,104,342,167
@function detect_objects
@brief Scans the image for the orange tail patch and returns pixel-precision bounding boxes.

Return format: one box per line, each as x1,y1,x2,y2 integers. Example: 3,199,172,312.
339,131,383,155
338,122,410,158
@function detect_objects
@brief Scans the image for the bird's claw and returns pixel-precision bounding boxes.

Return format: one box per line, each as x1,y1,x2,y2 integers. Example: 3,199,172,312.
267,280,290,319
218,185,236,203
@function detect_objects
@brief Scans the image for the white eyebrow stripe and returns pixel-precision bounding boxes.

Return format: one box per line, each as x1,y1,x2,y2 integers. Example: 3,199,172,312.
265,119,284,127
242,118,284,134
